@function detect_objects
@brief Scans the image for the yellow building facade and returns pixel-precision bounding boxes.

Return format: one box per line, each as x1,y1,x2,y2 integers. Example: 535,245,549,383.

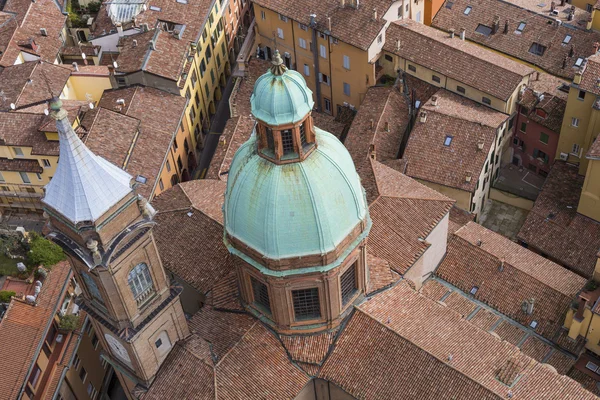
252,5,379,116
578,151,600,222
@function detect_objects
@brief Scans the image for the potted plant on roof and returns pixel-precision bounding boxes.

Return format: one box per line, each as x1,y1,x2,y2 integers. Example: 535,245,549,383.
58,314,79,333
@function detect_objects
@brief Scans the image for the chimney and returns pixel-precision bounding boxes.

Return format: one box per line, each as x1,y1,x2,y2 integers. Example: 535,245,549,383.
373,8,377,20
550,1,556,11
370,118,374,129
369,144,376,159
535,71,540,80
560,0,565,5
477,142,485,150
117,23,123,36
476,239,482,246
568,8,574,21
431,95,438,106
310,14,317,28
384,121,389,131
141,23,149,32
40,28,47,36
420,111,427,123
523,298,534,315
396,39,401,51
340,0,345,7
594,42,600,53
449,29,455,38
327,17,332,32
504,20,508,34
492,16,499,34
569,44,575,57
499,258,505,272
460,28,466,40
563,56,568,69
132,39,138,47
465,175,472,183
72,62,79,71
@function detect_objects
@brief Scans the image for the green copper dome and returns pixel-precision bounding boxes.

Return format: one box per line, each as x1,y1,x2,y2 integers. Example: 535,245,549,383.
250,52,314,126
224,127,368,261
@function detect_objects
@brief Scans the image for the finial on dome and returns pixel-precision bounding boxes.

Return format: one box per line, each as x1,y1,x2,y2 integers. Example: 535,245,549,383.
270,50,287,76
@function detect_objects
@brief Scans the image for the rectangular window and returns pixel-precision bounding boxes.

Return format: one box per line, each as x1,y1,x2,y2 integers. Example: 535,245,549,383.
191,70,197,86
292,288,321,321
515,22,526,33
464,6,472,14
299,123,307,146
281,130,294,154
432,75,441,83
563,35,572,45
398,5,403,17
211,69,216,84
324,98,332,114
540,132,549,144
159,179,164,191
319,73,330,85
446,1,454,8
303,64,310,76
408,64,416,72
340,264,357,305
343,82,351,96
520,122,527,133
575,57,584,67
79,367,87,383
444,136,453,146
91,333,99,350
298,38,307,49
475,24,492,36
277,28,284,39
578,90,586,100
587,3,593,12
457,86,466,94
29,364,41,388
261,10,266,19
19,172,30,184
572,117,579,127
87,383,98,400
73,354,81,370
42,159,51,168
572,143,581,155
377,34,383,43
482,97,491,105
385,54,393,62
13,147,23,157
279,13,288,22
36,172,42,180
528,43,546,56
251,276,271,313
343,55,350,70
299,23,307,31
0,172,5,182
265,127,274,151
319,44,327,58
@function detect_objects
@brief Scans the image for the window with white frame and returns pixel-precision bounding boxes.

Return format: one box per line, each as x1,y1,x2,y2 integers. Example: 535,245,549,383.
298,37,307,49
19,172,30,184
128,263,154,305
572,143,581,155
343,55,350,70
279,13,288,22
299,23,307,31
13,147,23,157
319,44,326,58
261,10,266,19
343,82,351,96
42,159,51,168
571,117,579,127
303,64,310,76
318,73,330,85
277,28,284,39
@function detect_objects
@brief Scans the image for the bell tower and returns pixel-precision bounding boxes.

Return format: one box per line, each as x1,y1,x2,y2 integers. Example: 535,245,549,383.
42,98,189,394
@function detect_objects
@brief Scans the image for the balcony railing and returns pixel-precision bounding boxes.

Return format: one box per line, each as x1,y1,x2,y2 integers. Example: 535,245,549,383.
135,286,155,306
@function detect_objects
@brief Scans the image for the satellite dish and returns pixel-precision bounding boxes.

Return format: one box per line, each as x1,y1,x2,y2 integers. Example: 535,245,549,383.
88,102,94,110
9,103,15,110
44,109,49,115
113,61,118,68
81,52,87,60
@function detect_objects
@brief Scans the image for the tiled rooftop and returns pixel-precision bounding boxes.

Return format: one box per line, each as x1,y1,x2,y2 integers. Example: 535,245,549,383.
253,0,388,50
384,20,533,100
403,94,502,193
517,161,600,278
0,112,59,156
432,0,600,79
579,53,600,96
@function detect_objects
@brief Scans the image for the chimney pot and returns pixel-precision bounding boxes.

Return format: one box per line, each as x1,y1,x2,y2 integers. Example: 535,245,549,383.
133,39,138,47
551,1,556,11
384,121,389,131
449,29,455,38
460,28,466,40
569,44,575,57
431,95,438,106
373,8,377,20
340,0,345,7
504,20,509,34
396,39,401,51
420,111,427,123
370,118,374,129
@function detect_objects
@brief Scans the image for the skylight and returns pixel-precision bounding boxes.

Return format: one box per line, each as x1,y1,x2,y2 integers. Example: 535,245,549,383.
444,135,453,146
515,22,526,34
529,320,538,329
575,57,584,67
563,35,572,45
464,6,472,15
470,286,478,295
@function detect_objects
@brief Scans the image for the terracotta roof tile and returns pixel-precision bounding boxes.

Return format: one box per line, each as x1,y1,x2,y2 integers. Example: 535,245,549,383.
403,101,500,193
216,323,309,400
188,307,256,361
320,310,501,400
588,135,600,158
492,320,527,345
432,0,600,79
280,330,336,364
366,253,399,294
97,86,188,199
358,282,596,399
423,89,509,127
0,112,58,156
544,349,577,375
385,20,533,100
449,205,475,233
579,53,600,96
518,87,566,132
419,279,451,301
442,291,478,317
210,270,243,312
469,307,501,331
0,261,72,399
517,161,600,278
253,0,388,51
0,158,42,173
520,335,552,362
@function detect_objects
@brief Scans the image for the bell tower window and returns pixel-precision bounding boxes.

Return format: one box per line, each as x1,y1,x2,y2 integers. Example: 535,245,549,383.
251,276,271,313
341,263,358,306
281,129,294,154
265,127,274,151
292,288,321,321
81,271,104,305
128,263,154,306
299,123,307,147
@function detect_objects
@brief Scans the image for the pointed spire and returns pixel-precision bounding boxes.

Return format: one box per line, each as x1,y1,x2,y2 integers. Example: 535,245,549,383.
270,50,287,76
42,97,133,224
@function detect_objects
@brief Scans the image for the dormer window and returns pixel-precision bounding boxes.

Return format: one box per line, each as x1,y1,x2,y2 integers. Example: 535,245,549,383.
529,42,546,56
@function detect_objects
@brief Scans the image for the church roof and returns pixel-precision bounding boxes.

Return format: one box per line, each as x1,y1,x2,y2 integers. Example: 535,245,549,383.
42,98,133,224
224,128,368,262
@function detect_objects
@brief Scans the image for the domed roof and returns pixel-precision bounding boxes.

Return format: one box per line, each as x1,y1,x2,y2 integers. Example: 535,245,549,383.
250,52,314,126
224,127,368,261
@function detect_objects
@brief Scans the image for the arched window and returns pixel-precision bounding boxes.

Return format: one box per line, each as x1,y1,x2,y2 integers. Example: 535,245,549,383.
81,271,104,305
128,263,154,305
